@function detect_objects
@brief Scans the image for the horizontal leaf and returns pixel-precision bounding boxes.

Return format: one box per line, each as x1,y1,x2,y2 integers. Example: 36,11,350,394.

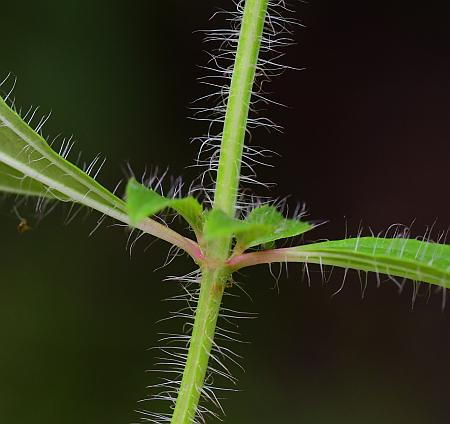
203,205,313,253
236,205,312,252
203,208,266,243
126,178,203,232
229,237,450,288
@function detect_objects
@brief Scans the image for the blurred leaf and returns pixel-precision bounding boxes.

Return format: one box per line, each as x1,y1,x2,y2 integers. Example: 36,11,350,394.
125,178,203,232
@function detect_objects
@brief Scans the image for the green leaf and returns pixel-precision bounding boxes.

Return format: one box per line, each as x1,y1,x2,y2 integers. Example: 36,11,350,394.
125,178,203,232
203,205,313,252
232,237,450,288
0,94,201,257
236,205,313,251
298,237,450,287
0,95,124,214
0,161,65,198
203,208,266,242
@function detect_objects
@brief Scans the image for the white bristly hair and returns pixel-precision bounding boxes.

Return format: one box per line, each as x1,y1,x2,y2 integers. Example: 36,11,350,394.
189,0,303,216
0,73,113,226
135,268,254,423
134,2,305,421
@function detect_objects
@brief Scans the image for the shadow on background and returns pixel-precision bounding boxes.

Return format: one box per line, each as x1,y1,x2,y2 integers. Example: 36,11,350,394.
1,1,449,423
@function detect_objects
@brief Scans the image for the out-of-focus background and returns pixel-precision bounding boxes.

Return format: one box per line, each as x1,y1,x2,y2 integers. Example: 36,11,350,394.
1,1,450,423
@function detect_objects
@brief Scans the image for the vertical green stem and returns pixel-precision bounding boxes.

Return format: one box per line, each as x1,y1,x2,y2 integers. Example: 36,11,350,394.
214,0,269,218
171,1,269,422
170,267,228,423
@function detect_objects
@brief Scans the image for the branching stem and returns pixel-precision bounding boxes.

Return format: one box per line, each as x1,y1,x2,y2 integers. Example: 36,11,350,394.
171,1,269,422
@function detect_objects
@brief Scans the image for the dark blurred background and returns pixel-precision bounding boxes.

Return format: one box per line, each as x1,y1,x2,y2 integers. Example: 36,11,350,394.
1,1,450,423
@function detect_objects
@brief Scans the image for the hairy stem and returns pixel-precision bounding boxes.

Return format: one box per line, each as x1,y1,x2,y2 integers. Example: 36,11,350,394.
214,0,269,218
170,267,228,423
171,0,269,422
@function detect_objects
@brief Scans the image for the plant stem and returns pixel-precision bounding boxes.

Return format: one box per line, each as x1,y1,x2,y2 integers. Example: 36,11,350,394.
214,0,269,218
170,267,228,423
171,1,269,422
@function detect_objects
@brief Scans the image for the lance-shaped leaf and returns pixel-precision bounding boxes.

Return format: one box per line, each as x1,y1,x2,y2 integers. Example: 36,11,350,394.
203,205,313,253
125,178,203,233
229,237,450,288
0,95,200,258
